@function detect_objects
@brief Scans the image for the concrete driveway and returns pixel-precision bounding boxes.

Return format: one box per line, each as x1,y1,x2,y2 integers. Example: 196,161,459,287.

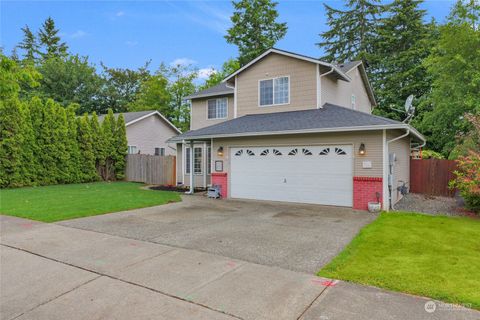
2,214,478,320
59,195,375,273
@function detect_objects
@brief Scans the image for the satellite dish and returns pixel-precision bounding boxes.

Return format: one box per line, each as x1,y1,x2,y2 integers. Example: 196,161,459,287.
405,95,414,113
403,95,415,123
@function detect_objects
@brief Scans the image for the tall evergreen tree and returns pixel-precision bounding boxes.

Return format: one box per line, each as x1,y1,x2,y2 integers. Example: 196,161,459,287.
51,102,69,183
77,114,97,182
17,25,38,63
225,0,287,65
0,98,25,187
19,102,37,185
318,0,383,63
64,105,81,183
28,97,47,184
114,114,128,180
101,109,117,180
38,17,68,60
89,112,106,176
370,0,436,120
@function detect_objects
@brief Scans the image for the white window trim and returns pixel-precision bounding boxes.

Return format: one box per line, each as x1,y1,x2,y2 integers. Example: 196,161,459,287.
258,75,291,107
128,145,137,154
206,97,228,120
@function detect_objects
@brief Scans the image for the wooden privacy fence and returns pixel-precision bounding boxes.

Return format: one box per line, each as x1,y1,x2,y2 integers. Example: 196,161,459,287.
410,159,457,197
126,154,176,185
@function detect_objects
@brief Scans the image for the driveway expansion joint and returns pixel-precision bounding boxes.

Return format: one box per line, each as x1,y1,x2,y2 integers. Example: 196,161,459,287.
9,276,101,320
1,243,244,320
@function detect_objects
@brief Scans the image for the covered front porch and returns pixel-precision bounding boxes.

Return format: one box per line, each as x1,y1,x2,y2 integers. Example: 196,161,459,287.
175,139,214,193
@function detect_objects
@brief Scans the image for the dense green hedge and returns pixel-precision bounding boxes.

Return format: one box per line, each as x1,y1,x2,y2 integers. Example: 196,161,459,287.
0,98,127,188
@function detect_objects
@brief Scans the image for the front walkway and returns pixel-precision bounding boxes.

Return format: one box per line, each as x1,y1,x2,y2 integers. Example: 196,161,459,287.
1,215,477,320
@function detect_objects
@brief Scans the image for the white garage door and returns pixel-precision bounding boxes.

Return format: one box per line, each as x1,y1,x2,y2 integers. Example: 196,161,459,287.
230,145,353,206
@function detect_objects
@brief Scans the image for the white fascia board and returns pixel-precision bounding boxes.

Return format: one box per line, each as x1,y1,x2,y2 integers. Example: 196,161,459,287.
222,48,351,83
179,124,417,141
185,91,234,100
126,111,182,134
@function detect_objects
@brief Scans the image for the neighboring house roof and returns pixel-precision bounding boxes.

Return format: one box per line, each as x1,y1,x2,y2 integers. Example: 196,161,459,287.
185,82,234,100
169,103,424,142
98,110,182,134
223,48,351,83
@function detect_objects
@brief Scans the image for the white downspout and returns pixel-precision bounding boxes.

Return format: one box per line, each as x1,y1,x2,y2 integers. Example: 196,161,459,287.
317,66,334,109
386,129,410,210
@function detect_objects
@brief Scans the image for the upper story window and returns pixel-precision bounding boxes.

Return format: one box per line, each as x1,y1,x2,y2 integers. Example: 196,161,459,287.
128,146,137,154
207,98,228,119
259,76,289,106
351,94,356,110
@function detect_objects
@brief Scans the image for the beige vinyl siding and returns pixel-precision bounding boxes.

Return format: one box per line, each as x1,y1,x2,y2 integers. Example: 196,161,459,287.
211,131,384,197
387,131,411,204
190,95,234,130
236,53,317,116
126,114,178,155
321,68,372,114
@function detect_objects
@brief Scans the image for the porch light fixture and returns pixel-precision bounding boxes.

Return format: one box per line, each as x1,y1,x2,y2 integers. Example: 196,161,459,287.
217,146,224,157
359,143,366,155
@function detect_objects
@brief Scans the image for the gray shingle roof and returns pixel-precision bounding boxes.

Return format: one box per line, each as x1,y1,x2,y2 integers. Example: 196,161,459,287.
97,110,156,124
336,61,362,73
185,83,234,100
170,103,402,141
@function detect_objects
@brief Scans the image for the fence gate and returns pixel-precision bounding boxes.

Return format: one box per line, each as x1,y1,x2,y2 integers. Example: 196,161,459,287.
410,159,457,197
126,154,176,185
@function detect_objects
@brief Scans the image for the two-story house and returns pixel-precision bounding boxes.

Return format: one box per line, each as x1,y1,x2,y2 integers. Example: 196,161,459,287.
169,48,425,211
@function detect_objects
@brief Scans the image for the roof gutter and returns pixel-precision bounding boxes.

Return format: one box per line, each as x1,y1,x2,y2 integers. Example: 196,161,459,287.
168,123,426,143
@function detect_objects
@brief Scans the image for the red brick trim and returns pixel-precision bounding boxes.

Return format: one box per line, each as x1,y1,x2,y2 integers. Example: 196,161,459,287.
211,173,227,177
211,173,228,198
353,176,383,210
353,176,383,182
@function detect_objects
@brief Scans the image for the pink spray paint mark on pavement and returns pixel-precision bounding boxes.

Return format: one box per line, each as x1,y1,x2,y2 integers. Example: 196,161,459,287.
227,261,236,267
129,242,139,247
311,279,337,287
20,223,34,229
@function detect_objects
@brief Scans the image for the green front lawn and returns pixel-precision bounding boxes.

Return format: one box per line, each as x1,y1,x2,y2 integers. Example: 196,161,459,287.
0,182,181,222
319,212,480,310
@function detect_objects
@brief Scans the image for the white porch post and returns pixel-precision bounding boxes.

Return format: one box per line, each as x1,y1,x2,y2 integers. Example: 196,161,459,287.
189,140,194,194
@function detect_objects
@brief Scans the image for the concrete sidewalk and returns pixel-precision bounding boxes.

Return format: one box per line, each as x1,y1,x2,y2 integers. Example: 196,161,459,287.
1,215,478,320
